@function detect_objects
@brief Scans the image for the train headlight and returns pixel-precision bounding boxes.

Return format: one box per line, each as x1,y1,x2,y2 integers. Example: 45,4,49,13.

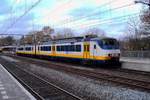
108,54,112,57
108,53,120,57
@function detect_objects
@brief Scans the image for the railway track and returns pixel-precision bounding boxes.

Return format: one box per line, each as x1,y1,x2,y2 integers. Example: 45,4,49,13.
2,54,150,92
116,68,150,77
0,58,82,100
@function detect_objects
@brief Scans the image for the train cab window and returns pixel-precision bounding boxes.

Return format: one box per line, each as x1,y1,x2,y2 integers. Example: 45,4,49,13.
76,45,81,52
94,45,96,49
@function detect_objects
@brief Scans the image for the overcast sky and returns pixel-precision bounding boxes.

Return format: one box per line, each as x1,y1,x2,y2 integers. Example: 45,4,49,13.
0,0,144,38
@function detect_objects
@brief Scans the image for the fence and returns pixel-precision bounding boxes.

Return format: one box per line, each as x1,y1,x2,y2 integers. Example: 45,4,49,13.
121,51,150,58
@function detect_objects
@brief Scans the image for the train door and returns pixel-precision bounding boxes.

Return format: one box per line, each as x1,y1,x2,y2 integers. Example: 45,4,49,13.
93,44,97,59
52,45,56,56
83,42,90,59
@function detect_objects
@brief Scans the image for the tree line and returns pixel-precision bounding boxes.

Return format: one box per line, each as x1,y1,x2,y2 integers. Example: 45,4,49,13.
0,27,106,46
120,8,150,51
0,8,150,50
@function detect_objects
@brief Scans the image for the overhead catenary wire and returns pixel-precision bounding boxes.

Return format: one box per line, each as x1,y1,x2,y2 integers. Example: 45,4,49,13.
69,12,141,29
56,3,135,27
1,0,141,36
0,13,140,36
33,0,120,27
3,0,42,34
0,0,16,35
79,16,141,30
0,14,139,37
55,0,120,25
0,34,23,36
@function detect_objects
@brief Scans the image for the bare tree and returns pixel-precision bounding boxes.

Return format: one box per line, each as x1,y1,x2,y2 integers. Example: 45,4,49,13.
0,36,16,46
140,9,150,36
19,26,54,45
53,28,75,39
83,28,106,37
42,26,54,35
122,14,150,50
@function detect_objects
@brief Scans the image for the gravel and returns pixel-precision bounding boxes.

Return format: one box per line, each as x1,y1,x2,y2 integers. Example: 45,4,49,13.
0,56,20,62
28,63,150,100
1,55,150,100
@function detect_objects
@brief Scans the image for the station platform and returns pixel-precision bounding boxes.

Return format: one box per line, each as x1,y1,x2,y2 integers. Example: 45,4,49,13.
120,57,150,72
0,64,36,100
120,57,150,64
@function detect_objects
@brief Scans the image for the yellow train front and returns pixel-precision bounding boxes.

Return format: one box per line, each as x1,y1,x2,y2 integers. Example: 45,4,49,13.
16,36,120,65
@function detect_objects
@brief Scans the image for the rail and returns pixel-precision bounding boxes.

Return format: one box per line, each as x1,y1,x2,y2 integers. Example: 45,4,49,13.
0,58,82,100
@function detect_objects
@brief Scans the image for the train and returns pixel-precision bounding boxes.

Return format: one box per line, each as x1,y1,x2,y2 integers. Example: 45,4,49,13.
16,35,121,65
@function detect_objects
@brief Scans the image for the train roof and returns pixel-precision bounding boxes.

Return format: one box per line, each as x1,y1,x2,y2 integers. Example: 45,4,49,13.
43,36,84,45
18,35,117,46
42,35,117,45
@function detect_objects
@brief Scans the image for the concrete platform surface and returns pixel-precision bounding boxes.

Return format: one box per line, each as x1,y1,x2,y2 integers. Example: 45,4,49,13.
120,57,150,64
0,64,36,100
120,57,150,72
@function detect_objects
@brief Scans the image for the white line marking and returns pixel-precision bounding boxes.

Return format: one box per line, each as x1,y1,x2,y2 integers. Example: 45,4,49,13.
0,64,36,100
0,87,5,90
1,91,7,94
0,84,3,87
2,95,9,99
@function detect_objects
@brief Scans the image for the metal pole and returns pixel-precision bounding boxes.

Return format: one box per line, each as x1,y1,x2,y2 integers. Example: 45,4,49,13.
34,34,36,55
149,0,150,10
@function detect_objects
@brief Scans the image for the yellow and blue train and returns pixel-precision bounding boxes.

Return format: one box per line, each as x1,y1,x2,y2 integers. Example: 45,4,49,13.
16,36,120,65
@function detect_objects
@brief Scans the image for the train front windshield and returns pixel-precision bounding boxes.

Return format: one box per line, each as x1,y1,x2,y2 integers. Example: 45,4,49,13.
98,38,119,49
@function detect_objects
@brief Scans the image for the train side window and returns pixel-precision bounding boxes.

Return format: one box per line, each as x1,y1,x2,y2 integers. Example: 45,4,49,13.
18,48,23,50
94,45,96,49
70,45,75,51
25,47,31,51
57,46,61,51
56,46,58,51
49,46,51,51
41,46,43,51
64,46,66,51
40,46,50,51
43,46,45,51
65,45,69,51
67,45,70,51
76,45,81,52
47,46,51,51
61,46,64,51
